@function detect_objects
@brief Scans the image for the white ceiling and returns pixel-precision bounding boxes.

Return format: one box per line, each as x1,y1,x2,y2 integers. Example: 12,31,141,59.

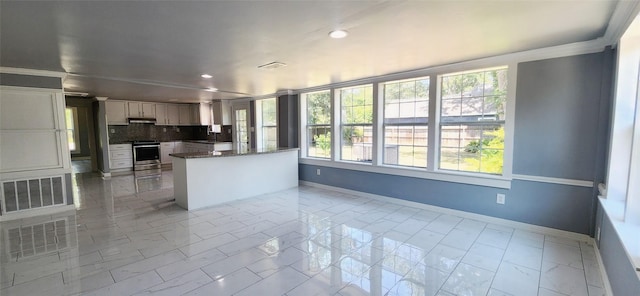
0,0,629,102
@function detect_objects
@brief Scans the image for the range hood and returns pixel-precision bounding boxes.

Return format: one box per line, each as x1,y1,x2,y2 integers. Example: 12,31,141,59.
128,117,157,124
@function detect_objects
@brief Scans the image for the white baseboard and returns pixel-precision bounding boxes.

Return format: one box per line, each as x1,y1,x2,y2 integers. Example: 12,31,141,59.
594,241,614,296
299,180,591,242
0,205,75,222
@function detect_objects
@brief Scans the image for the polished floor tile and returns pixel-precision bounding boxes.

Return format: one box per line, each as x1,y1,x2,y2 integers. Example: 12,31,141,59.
0,171,605,295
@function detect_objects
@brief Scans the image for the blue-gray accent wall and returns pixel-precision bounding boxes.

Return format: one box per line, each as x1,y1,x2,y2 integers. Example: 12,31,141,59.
0,73,62,89
595,202,640,295
298,50,614,235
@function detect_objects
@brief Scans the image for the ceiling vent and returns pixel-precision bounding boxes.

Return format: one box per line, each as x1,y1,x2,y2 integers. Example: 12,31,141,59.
258,62,287,70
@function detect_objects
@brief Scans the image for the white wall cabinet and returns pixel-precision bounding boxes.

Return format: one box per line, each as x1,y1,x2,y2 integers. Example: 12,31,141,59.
106,101,128,125
156,104,168,125
178,105,191,125
167,104,180,125
127,102,155,118
212,100,231,125
109,144,133,170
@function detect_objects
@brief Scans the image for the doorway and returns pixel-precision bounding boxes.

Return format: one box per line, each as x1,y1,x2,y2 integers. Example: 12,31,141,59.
232,102,251,152
65,97,98,174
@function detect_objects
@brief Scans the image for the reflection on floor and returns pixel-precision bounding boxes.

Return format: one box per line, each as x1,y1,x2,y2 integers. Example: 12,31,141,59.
0,172,606,296
71,159,92,174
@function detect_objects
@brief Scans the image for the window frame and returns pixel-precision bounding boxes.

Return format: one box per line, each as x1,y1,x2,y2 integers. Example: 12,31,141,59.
337,84,374,164
381,77,431,169
435,67,509,175
65,106,80,154
299,63,516,189
255,98,278,150
301,90,333,159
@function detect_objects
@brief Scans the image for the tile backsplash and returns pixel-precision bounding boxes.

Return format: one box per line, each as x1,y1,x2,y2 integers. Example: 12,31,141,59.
108,124,232,144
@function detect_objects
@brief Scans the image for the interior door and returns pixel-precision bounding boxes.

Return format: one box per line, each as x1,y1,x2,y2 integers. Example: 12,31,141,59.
232,102,250,152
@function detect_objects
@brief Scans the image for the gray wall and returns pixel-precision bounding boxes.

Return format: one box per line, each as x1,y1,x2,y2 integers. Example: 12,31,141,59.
595,202,640,295
94,101,110,174
299,50,613,235
278,94,299,148
0,73,62,89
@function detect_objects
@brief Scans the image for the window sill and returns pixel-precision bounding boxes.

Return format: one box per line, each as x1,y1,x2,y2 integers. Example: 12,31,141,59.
299,157,511,189
598,197,640,278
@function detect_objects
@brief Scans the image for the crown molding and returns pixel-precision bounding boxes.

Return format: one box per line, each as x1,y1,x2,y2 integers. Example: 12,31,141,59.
0,67,67,79
602,0,640,46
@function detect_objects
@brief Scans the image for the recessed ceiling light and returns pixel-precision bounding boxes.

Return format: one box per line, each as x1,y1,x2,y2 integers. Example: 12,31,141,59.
205,87,218,92
201,74,213,79
329,30,348,39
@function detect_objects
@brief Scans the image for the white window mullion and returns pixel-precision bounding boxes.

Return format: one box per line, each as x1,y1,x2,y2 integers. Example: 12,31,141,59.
625,84,640,224
331,88,340,161
299,95,308,157
372,82,383,166
428,74,440,172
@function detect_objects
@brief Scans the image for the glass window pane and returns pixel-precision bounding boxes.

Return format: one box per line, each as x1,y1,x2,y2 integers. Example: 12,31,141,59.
441,76,461,99
399,102,415,118
439,67,507,175
415,100,429,118
308,125,331,158
461,97,483,117
342,125,372,162
307,91,331,125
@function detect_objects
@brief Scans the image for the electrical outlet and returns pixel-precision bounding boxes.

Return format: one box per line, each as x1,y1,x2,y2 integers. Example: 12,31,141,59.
316,168,321,175
496,193,506,204
163,127,167,132
596,226,601,240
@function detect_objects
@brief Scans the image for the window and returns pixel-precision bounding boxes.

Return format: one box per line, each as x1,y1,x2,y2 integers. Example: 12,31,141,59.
340,85,373,162
304,90,332,158
439,67,507,174
256,98,277,149
383,77,430,168
65,107,79,153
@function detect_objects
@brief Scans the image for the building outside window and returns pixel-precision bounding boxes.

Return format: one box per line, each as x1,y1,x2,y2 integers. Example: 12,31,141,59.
304,90,332,158
383,77,430,168
256,98,277,149
339,85,373,162
439,67,508,174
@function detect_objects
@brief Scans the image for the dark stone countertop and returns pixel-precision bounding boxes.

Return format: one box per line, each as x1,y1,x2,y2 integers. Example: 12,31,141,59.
170,147,299,159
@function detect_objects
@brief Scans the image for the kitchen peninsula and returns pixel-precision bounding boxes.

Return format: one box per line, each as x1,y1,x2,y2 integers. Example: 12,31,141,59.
170,148,299,210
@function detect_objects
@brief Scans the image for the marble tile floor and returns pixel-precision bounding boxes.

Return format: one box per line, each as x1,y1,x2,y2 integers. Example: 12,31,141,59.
0,171,606,296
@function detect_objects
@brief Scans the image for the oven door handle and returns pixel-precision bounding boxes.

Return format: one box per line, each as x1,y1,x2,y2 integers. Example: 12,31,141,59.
133,145,160,148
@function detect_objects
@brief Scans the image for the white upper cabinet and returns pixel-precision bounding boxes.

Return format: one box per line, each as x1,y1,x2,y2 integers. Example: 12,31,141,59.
178,104,191,125
106,101,128,125
212,100,231,125
156,103,168,125
167,104,180,125
127,101,155,118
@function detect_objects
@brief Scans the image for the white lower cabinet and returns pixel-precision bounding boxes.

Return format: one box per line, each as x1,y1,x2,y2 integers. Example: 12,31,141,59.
160,142,176,164
109,144,133,170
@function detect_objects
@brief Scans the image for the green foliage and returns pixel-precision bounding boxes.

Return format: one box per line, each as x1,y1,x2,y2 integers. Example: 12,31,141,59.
342,126,363,145
464,127,504,174
307,91,331,125
314,132,331,155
